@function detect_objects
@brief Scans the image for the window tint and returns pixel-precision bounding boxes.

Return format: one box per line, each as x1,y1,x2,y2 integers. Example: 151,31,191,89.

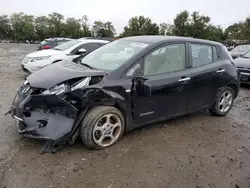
144,44,185,76
126,63,141,77
212,46,218,61
191,44,212,67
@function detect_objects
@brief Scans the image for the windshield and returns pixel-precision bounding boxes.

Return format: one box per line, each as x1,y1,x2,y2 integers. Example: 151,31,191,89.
54,40,80,51
243,51,250,58
40,40,47,45
80,40,149,70
231,45,250,52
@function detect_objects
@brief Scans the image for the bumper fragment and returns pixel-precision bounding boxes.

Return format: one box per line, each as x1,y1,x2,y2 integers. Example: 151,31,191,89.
10,90,78,142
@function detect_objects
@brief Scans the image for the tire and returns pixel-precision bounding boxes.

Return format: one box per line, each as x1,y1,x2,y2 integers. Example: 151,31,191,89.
210,87,235,116
80,106,125,150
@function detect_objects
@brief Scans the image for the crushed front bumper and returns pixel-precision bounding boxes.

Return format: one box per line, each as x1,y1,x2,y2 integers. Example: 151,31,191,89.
9,86,79,143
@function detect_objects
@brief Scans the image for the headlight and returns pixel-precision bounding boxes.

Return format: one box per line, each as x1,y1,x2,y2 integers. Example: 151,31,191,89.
30,56,51,62
42,83,70,95
71,77,91,91
41,77,91,96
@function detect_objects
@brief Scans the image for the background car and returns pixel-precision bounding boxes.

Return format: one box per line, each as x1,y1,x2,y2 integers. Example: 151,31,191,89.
10,36,240,153
229,44,250,59
234,51,250,83
21,38,111,73
37,38,72,50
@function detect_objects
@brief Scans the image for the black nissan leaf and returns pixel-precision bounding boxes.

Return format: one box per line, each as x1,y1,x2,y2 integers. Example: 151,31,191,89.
8,36,240,153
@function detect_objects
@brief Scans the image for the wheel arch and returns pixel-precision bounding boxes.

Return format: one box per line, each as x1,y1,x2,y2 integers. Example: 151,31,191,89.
226,83,239,98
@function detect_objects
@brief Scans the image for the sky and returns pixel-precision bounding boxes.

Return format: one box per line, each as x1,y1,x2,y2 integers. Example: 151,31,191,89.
0,0,249,34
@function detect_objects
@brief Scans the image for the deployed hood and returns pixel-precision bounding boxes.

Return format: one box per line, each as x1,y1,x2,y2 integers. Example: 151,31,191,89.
26,49,63,57
27,60,107,89
234,57,250,68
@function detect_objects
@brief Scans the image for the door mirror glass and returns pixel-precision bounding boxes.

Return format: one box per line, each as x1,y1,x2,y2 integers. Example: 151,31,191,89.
76,48,87,55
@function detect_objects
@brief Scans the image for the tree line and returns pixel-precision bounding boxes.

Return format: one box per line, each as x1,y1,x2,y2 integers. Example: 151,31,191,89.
0,11,249,42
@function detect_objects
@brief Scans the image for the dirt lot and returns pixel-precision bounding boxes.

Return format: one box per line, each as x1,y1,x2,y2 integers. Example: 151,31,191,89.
0,43,250,188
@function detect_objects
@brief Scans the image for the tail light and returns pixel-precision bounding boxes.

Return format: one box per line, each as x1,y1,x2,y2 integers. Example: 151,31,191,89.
42,45,51,49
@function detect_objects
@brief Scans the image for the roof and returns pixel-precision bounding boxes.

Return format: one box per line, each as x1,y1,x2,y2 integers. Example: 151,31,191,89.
45,37,72,41
77,38,110,43
122,35,222,46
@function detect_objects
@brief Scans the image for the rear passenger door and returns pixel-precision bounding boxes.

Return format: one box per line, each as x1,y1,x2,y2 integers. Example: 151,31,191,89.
187,43,227,111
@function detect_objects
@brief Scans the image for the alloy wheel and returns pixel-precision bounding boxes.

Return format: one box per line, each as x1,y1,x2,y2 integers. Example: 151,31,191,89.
92,113,122,147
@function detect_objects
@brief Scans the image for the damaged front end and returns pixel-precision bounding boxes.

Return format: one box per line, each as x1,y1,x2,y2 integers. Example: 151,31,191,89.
8,76,104,153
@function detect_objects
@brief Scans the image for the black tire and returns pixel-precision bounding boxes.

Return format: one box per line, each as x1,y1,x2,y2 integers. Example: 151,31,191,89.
80,106,125,150
210,87,235,116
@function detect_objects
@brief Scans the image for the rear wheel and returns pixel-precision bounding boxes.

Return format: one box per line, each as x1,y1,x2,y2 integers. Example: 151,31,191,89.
80,106,125,150
210,87,235,116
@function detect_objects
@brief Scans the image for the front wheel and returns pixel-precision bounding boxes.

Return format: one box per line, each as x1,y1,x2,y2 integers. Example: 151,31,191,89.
210,87,235,116
80,106,125,150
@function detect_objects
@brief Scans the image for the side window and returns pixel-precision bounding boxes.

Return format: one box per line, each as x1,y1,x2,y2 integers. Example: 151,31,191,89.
191,44,212,67
126,63,141,77
144,43,185,76
212,46,218,61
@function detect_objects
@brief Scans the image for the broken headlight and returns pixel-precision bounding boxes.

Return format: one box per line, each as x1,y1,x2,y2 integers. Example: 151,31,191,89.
71,77,91,91
41,77,91,95
42,83,70,95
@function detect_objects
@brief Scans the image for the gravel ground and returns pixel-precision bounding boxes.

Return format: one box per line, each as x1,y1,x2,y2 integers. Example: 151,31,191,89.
0,43,250,188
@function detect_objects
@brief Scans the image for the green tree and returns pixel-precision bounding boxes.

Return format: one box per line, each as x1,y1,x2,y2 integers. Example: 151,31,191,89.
121,16,159,37
63,17,82,38
80,15,92,37
47,12,64,37
0,15,12,39
92,21,116,37
10,13,35,42
159,23,174,35
189,11,210,39
172,11,190,36
34,16,50,40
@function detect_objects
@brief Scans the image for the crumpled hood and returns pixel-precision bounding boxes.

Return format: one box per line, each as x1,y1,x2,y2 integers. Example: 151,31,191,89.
234,57,250,68
27,60,107,89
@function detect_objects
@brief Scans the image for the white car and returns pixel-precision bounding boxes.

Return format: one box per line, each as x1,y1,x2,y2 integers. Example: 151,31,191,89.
21,39,110,73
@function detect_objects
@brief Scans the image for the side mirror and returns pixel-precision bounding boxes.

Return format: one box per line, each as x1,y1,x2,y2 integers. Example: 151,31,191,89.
76,48,87,55
132,76,151,96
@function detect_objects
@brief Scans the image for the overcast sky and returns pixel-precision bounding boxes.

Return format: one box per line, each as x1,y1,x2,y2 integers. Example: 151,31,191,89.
0,0,249,34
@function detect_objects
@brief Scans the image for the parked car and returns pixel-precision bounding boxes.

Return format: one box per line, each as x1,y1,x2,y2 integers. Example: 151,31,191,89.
21,38,110,74
229,44,250,59
8,36,240,153
234,50,250,83
38,38,72,50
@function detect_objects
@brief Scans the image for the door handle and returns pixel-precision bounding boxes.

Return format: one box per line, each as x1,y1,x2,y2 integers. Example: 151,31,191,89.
178,77,191,82
216,69,225,73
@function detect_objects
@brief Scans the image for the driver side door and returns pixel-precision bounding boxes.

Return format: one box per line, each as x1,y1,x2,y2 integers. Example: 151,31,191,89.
132,43,192,126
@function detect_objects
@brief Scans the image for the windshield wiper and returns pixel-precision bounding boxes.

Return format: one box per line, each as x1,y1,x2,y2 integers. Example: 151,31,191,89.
54,48,61,51
80,62,95,70
243,56,250,59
